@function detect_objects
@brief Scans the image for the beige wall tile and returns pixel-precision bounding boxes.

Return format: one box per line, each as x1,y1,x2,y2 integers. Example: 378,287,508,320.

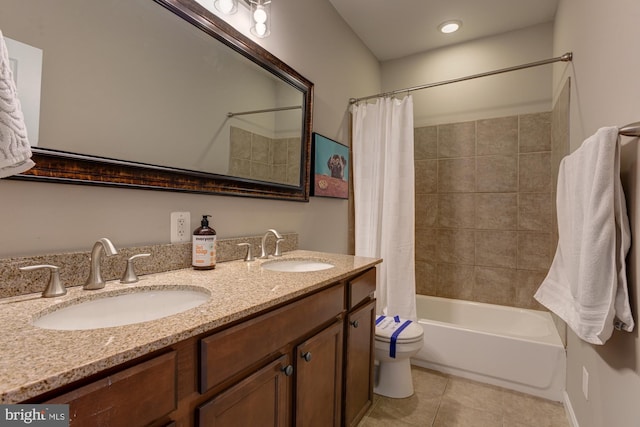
416,159,438,193
519,193,552,231
438,121,476,158
475,193,517,230
438,229,475,264
250,161,271,181
437,263,474,299
416,260,437,295
476,230,517,268
230,127,252,159
438,158,476,192
516,269,547,310
438,193,475,229
517,232,552,270
271,140,288,164
519,152,552,192
474,266,516,305
251,134,270,162
476,155,517,192
477,116,518,156
519,112,552,153
415,125,437,160
229,158,250,177
416,194,438,228
271,164,287,184
416,227,437,262
412,111,559,309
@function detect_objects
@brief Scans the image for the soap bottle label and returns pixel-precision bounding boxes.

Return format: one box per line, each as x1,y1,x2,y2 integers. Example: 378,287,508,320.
192,235,216,268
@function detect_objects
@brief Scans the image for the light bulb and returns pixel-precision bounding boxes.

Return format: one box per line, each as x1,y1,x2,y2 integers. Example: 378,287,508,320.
219,0,234,13
214,0,237,15
254,22,267,36
253,7,267,24
438,20,461,34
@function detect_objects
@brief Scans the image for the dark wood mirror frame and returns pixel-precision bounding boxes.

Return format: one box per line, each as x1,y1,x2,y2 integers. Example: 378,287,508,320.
13,0,313,202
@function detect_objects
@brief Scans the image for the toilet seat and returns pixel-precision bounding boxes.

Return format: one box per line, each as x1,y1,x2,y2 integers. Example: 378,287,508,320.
374,315,423,344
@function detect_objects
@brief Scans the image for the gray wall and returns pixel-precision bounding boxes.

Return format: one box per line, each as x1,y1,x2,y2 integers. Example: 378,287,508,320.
553,0,640,425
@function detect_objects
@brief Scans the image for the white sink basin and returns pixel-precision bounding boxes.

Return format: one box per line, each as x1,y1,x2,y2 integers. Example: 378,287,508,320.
33,288,210,331
261,259,334,273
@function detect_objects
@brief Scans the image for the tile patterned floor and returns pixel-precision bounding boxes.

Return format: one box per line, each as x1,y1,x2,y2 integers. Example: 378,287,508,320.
358,366,570,427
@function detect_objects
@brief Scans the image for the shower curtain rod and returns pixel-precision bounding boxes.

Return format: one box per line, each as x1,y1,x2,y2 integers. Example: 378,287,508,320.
227,105,301,117
349,52,573,104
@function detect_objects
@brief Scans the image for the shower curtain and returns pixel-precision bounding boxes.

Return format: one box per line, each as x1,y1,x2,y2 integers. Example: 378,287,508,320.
352,95,416,320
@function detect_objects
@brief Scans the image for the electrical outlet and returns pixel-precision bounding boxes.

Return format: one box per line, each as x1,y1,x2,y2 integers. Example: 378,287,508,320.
582,366,589,400
170,212,191,243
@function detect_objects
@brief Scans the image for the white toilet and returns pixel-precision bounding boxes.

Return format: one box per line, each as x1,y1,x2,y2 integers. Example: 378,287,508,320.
374,315,424,398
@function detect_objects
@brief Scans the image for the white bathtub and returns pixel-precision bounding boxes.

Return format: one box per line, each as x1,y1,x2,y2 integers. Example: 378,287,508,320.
411,295,566,402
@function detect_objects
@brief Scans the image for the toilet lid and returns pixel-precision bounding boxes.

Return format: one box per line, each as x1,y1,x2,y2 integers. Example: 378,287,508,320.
375,315,423,344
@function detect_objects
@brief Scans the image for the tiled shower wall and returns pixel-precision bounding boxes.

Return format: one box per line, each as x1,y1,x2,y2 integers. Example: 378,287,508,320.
228,126,301,186
414,112,557,309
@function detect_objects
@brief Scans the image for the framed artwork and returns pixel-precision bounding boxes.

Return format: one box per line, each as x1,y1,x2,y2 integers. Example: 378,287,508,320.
311,132,349,199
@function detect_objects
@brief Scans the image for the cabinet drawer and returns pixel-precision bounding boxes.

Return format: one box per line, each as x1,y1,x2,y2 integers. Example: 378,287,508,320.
47,351,177,427
200,284,344,393
348,268,376,309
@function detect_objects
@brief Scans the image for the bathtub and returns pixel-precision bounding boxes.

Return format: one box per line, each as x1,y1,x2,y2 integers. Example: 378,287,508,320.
411,295,566,402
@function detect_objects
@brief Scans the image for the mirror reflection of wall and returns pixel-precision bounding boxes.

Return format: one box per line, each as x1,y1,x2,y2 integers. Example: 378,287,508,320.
0,0,304,183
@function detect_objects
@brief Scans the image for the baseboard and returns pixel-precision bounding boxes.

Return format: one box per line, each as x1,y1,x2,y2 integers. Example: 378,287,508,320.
564,390,579,427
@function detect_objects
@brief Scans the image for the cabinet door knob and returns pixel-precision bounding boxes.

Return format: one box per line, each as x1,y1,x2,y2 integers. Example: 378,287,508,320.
281,364,294,376
302,352,312,362
350,320,359,328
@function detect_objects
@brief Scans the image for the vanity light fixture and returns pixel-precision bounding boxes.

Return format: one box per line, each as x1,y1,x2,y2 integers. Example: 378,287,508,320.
438,20,462,34
214,0,238,15
214,0,272,38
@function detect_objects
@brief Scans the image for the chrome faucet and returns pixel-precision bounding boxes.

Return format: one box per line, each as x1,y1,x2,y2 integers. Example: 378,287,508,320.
84,238,118,290
260,229,283,258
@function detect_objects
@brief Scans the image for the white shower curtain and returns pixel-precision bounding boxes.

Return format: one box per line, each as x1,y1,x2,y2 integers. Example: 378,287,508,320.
352,95,416,320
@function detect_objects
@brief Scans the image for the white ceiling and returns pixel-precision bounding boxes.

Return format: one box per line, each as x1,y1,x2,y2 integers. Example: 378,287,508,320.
328,0,560,61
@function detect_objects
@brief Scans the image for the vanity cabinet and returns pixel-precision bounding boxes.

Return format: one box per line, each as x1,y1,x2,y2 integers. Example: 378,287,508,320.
31,267,377,427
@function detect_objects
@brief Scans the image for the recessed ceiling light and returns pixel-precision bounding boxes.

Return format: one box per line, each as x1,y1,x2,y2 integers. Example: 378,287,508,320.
438,20,462,34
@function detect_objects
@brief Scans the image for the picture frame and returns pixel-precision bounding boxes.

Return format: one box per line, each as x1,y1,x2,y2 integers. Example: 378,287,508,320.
311,132,349,199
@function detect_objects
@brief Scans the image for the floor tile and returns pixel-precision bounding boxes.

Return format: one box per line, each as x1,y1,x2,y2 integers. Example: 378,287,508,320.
357,366,570,427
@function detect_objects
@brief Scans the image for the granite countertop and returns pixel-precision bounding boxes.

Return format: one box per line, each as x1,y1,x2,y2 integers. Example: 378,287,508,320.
0,250,380,404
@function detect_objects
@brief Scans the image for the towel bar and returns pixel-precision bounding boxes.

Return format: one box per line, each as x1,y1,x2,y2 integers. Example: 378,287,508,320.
618,121,640,137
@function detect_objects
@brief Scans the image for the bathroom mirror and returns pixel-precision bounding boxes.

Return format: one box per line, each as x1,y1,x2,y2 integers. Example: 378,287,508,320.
2,0,313,201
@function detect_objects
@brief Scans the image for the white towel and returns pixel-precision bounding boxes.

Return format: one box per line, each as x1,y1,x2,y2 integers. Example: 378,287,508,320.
534,126,634,345
0,30,34,178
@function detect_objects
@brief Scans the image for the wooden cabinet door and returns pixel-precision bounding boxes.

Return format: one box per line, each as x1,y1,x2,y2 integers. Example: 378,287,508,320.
197,355,291,427
344,299,376,427
295,320,343,427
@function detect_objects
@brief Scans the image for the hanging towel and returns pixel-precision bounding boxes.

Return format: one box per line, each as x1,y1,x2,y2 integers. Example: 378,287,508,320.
0,30,34,178
534,126,634,345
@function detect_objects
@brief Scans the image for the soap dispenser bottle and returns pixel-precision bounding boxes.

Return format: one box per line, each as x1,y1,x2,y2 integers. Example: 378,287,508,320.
192,214,217,270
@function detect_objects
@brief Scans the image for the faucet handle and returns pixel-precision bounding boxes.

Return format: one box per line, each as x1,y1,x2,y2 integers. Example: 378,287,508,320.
19,265,67,298
274,238,285,257
237,243,254,262
120,253,151,284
